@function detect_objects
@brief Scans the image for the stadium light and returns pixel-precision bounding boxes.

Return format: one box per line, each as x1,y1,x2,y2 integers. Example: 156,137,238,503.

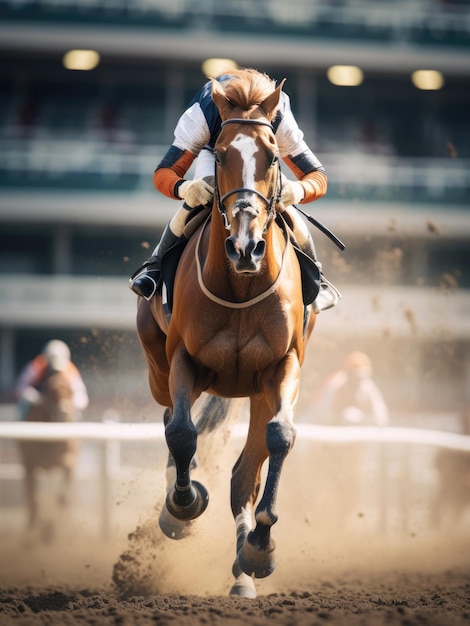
326,65,364,87
411,69,444,90
63,49,100,71
202,58,238,78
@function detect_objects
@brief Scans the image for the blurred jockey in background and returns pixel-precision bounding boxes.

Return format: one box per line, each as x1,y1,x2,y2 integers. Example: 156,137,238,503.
313,351,389,427
14,340,89,421
305,351,389,529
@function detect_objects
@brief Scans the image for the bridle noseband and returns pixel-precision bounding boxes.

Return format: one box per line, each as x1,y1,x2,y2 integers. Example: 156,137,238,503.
215,118,282,233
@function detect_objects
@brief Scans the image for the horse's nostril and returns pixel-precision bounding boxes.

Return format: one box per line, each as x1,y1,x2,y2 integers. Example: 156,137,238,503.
252,240,266,260
225,237,240,261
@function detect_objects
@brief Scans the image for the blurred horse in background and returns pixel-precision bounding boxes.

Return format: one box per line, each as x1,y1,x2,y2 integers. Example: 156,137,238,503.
136,71,316,597
18,370,79,542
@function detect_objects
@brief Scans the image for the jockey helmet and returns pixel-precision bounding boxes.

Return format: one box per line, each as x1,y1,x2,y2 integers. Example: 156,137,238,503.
42,339,71,372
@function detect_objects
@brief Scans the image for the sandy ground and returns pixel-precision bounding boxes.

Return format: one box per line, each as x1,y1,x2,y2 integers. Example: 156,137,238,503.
1,423,469,625
0,529,469,625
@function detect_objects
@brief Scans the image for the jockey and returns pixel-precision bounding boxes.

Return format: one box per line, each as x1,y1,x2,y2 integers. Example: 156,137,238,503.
313,351,389,427
129,68,341,313
14,340,89,420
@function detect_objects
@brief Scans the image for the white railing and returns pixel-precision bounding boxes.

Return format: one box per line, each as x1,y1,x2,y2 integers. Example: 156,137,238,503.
1,420,469,538
0,420,469,450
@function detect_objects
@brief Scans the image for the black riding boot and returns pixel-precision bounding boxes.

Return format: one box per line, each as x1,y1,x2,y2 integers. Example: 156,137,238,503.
129,224,180,301
299,232,341,313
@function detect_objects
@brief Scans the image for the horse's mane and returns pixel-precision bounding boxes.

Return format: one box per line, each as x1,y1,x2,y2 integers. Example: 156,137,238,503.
219,68,278,111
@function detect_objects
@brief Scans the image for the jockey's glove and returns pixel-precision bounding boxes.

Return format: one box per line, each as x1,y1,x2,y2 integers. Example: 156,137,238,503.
280,176,305,207
178,178,214,208
21,386,42,405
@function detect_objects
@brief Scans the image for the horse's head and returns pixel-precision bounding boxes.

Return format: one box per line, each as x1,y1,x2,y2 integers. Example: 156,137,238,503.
212,74,284,274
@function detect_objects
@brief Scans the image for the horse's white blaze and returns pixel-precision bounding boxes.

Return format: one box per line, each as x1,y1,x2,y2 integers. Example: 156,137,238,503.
231,134,259,252
237,212,254,253
232,133,258,194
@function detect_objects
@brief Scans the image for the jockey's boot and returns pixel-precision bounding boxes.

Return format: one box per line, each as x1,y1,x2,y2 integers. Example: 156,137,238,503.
129,224,180,301
299,231,341,314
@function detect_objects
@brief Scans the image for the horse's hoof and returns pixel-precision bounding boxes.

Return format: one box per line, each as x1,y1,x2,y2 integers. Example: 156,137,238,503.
229,573,257,598
165,480,209,521
238,534,276,579
158,506,192,540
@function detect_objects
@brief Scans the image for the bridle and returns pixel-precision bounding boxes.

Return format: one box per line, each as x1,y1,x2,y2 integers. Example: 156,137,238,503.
195,118,288,309
214,118,282,234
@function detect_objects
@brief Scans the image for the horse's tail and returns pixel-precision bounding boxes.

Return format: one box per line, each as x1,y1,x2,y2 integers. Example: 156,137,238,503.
191,394,246,474
194,394,236,435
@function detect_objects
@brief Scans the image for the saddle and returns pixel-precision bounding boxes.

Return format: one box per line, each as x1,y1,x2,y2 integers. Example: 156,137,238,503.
159,208,320,319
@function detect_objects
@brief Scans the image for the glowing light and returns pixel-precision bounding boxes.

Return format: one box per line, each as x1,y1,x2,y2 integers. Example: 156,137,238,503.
63,49,100,71
326,65,364,87
411,69,444,90
201,58,238,78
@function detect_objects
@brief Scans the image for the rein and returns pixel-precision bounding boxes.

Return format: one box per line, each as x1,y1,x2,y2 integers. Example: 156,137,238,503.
195,216,290,309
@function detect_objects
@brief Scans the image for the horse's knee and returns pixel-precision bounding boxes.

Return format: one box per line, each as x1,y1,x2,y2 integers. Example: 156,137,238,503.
165,416,198,467
266,420,296,457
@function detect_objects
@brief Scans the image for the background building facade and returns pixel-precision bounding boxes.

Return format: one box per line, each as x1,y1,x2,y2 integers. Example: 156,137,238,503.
0,0,469,423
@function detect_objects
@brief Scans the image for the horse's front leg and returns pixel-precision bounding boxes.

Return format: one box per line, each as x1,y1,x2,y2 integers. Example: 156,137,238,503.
237,355,300,580
159,409,200,540
23,467,38,530
163,348,208,523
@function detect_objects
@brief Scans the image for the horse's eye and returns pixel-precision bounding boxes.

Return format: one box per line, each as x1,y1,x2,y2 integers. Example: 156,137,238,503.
214,148,226,165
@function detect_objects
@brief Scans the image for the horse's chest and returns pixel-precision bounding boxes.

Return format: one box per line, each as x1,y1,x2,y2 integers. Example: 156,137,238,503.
191,321,289,374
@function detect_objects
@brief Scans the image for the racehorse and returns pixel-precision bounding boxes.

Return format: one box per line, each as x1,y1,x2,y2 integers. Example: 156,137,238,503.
136,72,317,597
18,370,79,540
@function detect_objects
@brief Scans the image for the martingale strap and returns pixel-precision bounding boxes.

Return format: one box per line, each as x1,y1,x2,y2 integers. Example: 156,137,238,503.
195,216,290,309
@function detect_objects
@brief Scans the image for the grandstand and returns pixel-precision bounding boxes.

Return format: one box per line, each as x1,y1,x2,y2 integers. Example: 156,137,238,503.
0,0,469,422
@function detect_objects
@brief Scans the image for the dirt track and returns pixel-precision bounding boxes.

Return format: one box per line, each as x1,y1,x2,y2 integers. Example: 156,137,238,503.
0,532,469,625
1,432,469,626
1,570,469,626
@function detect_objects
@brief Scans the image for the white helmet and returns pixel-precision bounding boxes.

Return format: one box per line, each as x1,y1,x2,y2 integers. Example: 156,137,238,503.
42,340,71,372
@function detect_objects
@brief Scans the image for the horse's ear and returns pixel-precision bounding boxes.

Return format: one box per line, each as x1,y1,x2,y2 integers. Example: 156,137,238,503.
211,79,233,119
260,78,286,120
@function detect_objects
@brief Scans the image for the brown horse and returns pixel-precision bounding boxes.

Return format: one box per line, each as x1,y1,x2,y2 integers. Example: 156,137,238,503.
136,72,316,597
18,370,79,540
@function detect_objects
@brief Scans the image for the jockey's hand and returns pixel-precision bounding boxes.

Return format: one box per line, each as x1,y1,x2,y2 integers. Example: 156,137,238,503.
21,386,42,405
178,178,214,208
280,175,305,207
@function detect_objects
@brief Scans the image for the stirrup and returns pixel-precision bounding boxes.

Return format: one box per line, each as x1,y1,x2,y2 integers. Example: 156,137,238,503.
129,257,160,301
313,277,341,314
